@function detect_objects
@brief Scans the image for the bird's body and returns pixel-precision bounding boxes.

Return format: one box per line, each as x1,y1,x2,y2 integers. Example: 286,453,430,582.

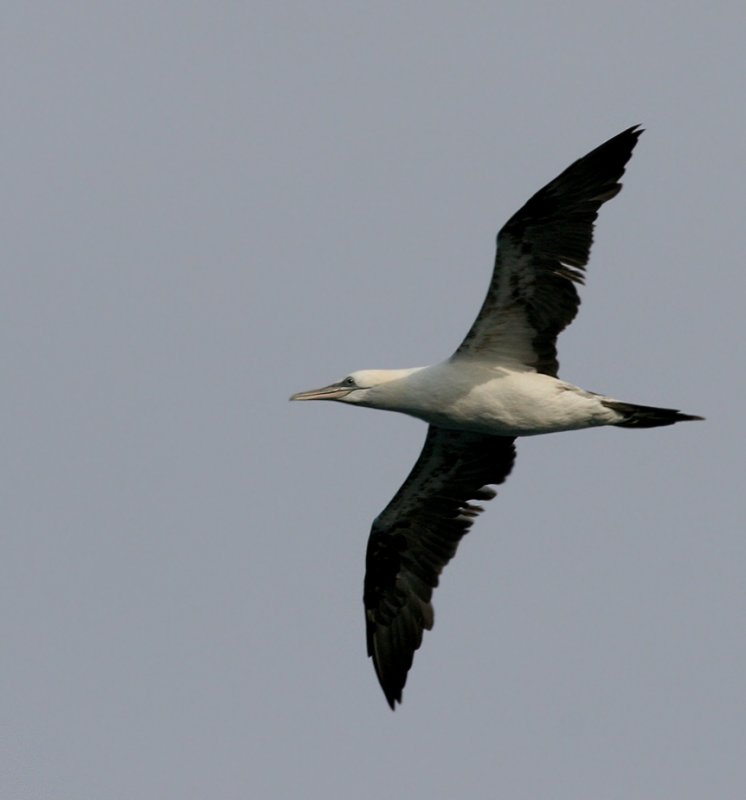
341,363,621,436
292,126,701,708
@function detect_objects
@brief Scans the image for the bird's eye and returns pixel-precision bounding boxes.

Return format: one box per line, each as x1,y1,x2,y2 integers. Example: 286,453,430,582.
342,376,356,387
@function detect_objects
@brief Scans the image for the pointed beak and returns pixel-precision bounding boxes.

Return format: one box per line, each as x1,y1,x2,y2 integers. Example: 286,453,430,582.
289,383,353,402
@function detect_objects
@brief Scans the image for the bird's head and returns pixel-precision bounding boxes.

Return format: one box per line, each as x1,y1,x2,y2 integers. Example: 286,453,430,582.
290,369,419,407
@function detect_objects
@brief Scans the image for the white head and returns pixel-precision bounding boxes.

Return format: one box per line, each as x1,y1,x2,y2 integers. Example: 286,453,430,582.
290,368,421,408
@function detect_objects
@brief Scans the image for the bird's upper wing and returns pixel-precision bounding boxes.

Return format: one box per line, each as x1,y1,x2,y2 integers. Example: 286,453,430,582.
364,426,516,708
455,126,642,376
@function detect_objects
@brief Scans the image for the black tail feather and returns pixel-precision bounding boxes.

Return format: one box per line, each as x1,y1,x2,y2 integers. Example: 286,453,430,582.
603,400,704,429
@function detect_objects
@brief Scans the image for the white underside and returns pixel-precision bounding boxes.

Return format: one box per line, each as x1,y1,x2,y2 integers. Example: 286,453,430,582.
356,361,622,436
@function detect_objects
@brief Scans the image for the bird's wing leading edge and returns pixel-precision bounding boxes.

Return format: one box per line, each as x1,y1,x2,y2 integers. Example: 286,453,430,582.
455,125,643,376
364,426,516,708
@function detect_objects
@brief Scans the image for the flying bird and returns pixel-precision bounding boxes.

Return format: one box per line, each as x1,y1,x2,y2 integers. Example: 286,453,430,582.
291,126,702,708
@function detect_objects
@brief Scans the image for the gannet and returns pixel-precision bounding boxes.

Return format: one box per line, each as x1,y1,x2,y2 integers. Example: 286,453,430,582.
291,126,702,708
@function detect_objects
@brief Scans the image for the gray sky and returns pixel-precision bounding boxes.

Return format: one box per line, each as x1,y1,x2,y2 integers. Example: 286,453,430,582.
3,2,744,798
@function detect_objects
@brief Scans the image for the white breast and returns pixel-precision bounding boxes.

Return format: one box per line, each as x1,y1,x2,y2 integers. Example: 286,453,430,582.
389,363,618,436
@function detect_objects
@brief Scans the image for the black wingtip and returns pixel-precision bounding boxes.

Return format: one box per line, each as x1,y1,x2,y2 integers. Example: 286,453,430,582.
377,670,402,710
378,664,404,710
594,124,644,164
624,124,644,144
618,124,644,138
368,634,404,709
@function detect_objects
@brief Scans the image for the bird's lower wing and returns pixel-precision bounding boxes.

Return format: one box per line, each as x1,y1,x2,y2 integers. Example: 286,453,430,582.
364,426,516,707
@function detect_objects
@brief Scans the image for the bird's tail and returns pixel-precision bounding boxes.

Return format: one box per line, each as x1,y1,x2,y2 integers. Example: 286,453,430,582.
602,400,703,428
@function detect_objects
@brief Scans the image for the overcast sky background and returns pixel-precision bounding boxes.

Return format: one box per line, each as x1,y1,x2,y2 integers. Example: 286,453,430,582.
3,3,745,798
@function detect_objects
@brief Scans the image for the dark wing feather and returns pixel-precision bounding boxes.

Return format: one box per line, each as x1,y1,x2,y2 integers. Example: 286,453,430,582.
364,426,516,708
456,126,642,376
